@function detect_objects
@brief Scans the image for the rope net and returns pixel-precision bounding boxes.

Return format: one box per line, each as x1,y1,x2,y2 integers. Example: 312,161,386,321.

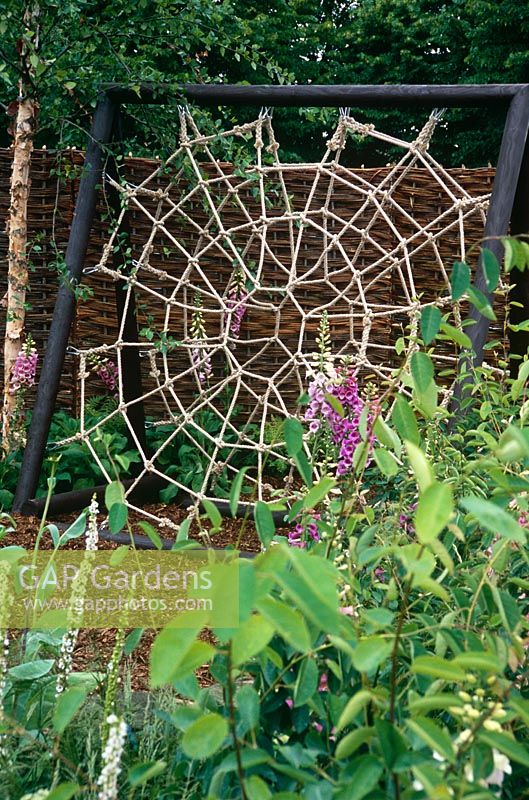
60,108,491,527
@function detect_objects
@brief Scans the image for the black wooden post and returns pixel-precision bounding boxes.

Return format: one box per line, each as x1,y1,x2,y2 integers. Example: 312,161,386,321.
450,85,529,415
468,86,529,364
13,83,529,513
508,117,529,373
106,111,148,455
13,93,118,511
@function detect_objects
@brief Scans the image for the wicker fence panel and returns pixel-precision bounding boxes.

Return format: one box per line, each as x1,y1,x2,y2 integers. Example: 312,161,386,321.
0,148,498,417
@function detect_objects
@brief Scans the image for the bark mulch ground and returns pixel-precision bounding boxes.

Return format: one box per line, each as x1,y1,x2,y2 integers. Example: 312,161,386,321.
2,503,285,691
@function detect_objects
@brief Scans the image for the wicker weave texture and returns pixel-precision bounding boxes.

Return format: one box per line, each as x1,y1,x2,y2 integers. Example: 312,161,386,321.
0,148,499,415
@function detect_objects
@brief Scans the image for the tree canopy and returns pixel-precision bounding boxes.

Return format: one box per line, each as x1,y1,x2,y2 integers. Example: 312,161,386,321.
0,0,528,164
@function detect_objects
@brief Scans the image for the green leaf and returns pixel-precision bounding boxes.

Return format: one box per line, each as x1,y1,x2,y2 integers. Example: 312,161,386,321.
201,499,222,531
481,248,500,292
406,716,455,763
138,521,162,549
373,417,402,457
231,614,275,667
124,628,144,656
467,285,496,321
335,755,383,800
421,306,442,345
46,784,80,800
245,775,272,799
108,502,128,534
509,696,529,727
336,690,374,731
461,496,526,543
478,730,529,767
109,545,129,566
53,687,88,734
229,466,249,517
351,637,393,674
128,760,167,786
511,360,529,402
495,425,529,462
182,712,228,759
373,448,399,478
254,501,276,547
439,322,472,350
411,352,434,394
9,659,54,681
405,441,434,493
408,694,463,714
324,392,345,418
256,596,311,651
415,482,453,543
375,719,408,769
392,396,419,445
335,727,374,759
303,477,336,509
284,417,304,456
294,657,319,707
502,237,529,273
59,513,88,543
0,546,27,564
413,379,438,420
150,620,205,687
451,261,471,300
105,480,125,511
293,450,313,485
411,655,467,682
279,549,342,635
171,641,215,682
452,651,501,673
235,685,260,733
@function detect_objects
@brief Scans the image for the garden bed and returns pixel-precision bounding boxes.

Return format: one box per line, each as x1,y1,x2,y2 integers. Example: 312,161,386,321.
2,505,279,691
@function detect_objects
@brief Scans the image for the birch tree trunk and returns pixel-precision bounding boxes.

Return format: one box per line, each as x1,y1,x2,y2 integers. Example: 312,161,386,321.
2,2,40,452
2,96,37,451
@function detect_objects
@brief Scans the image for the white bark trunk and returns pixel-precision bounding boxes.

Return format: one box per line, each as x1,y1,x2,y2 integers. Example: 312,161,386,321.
2,96,37,450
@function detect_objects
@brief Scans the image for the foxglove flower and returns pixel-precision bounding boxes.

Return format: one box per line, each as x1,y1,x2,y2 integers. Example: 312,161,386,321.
9,335,38,394
190,294,212,386
288,513,321,548
96,360,119,394
87,353,118,395
224,268,248,340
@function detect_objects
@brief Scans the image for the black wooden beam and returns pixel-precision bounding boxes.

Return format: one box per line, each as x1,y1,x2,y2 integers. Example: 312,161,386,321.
13,93,118,511
103,82,526,108
20,475,285,523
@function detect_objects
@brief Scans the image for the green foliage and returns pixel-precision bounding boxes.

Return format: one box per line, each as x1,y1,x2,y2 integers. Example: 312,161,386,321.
5,252,529,799
1,1,528,164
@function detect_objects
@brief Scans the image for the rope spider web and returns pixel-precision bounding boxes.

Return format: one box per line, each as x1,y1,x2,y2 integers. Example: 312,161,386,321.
63,106,490,528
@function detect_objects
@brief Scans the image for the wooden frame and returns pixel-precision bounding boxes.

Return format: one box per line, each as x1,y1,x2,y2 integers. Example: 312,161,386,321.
13,83,529,513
